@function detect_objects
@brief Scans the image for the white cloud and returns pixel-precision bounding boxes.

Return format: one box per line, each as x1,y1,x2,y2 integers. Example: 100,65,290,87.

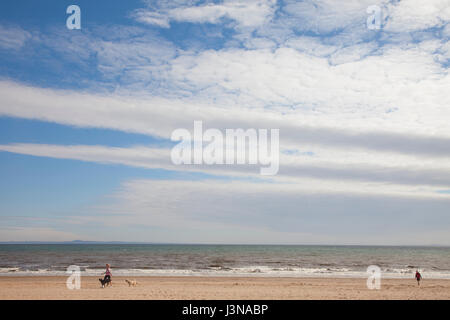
170,0,276,27
134,0,277,29
89,179,450,245
385,0,450,32
132,11,171,28
1,79,450,159
0,143,171,171
279,0,450,37
163,45,450,138
281,0,387,34
443,23,450,37
33,26,177,86
4,5,448,142
0,25,31,50
285,36,339,57
328,41,379,64
1,143,449,197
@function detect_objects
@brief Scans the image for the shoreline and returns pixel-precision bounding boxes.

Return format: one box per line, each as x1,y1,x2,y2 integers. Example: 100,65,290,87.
0,276,449,300
1,270,449,279
0,273,449,279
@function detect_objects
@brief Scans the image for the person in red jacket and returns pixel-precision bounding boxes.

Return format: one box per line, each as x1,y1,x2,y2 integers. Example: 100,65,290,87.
415,270,422,286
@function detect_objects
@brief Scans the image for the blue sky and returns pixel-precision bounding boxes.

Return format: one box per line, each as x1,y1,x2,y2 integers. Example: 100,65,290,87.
0,0,449,244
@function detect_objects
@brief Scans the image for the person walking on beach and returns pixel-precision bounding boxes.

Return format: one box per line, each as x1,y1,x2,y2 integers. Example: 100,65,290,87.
415,270,422,286
103,263,112,286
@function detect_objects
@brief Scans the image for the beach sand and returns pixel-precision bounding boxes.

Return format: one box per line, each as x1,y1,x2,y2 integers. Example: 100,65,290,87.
0,276,449,300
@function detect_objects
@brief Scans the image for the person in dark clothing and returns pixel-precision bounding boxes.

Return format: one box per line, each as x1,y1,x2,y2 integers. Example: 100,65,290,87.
99,263,112,287
415,270,422,286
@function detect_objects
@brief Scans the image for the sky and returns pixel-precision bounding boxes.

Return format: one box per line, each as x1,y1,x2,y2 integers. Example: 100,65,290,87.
0,0,449,245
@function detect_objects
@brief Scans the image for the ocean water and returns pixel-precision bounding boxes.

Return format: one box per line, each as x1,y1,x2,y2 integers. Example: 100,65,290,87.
0,244,449,278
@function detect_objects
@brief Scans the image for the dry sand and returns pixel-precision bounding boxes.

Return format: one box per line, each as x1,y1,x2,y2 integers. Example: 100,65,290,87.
0,276,448,300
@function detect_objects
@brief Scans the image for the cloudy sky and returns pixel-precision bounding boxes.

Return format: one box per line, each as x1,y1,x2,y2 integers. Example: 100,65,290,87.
0,0,449,245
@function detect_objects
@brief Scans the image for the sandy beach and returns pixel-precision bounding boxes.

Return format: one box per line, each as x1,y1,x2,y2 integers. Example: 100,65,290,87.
0,276,448,300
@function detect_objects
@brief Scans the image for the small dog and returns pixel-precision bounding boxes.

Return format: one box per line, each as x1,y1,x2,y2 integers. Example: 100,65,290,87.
125,279,138,287
99,277,112,288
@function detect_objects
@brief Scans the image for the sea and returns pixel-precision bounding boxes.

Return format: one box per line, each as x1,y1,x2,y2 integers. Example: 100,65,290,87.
0,244,449,278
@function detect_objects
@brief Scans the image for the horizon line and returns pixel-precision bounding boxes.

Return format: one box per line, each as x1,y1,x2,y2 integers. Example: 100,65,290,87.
0,240,448,247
